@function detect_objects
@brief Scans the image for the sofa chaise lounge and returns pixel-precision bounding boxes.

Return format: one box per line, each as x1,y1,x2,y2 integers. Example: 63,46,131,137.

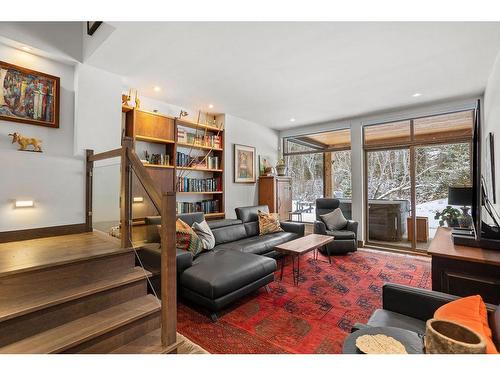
138,205,305,320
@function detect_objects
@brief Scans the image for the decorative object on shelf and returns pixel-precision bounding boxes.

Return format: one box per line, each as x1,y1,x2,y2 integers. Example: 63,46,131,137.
8,132,42,152
0,60,60,128
424,319,486,354
275,159,287,176
234,144,256,183
133,89,140,109
179,110,188,118
355,334,407,354
434,206,461,227
259,155,276,176
121,89,131,106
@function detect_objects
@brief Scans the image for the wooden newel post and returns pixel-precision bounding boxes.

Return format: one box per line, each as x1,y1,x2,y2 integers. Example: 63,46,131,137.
160,192,177,349
85,149,94,233
120,141,133,248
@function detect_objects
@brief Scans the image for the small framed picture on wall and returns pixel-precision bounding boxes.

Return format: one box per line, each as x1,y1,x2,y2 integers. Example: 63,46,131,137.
234,144,256,183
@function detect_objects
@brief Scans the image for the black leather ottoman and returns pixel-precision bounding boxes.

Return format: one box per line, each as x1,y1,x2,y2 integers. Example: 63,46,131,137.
180,249,276,320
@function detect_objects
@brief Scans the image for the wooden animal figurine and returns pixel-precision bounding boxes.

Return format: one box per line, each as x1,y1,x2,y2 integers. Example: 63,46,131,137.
8,132,43,152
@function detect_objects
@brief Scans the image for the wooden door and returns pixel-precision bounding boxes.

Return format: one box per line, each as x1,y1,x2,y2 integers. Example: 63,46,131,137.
277,179,292,221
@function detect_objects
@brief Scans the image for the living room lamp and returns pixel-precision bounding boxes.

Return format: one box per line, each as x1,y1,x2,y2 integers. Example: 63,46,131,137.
448,186,472,216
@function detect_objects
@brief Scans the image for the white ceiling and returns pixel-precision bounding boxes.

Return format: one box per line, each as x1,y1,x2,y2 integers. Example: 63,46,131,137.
86,22,500,130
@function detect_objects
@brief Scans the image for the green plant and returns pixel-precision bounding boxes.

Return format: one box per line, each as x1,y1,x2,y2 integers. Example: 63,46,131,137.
434,206,462,227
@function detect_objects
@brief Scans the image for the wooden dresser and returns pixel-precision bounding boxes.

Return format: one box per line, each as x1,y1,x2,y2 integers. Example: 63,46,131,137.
258,176,292,221
428,227,500,305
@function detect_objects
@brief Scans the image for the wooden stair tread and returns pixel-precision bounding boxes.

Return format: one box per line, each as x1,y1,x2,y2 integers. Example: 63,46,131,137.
111,329,183,354
0,232,132,277
0,295,160,354
0,267,152,323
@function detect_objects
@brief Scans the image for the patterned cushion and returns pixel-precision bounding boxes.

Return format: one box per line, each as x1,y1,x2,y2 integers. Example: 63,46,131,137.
192,220,215,250
176,219,203,256
257,210,283,235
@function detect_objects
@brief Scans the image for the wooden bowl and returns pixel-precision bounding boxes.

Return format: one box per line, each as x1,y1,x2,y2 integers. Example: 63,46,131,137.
425,319,486,354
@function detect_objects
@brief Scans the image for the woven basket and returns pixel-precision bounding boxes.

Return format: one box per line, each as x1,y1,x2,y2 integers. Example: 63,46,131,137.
425,319,486,354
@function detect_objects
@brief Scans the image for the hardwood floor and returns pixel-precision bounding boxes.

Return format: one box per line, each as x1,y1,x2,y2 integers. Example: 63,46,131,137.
0,232,181,354
0,232,127,277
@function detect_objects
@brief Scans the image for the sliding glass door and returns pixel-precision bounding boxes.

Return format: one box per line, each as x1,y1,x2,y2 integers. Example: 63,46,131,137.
366,148,413,249
363,110,473,253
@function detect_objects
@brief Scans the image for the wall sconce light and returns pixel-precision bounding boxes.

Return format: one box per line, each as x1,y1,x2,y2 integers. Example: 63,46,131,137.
15,200,34,208
133,196,144,203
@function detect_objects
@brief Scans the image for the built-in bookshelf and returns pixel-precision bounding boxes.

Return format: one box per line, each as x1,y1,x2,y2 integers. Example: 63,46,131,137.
123,105,225,219
175,113,225,218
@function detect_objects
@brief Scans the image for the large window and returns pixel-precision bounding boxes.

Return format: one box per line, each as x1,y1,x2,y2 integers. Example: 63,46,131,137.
284,129,352,222
363,110,474,253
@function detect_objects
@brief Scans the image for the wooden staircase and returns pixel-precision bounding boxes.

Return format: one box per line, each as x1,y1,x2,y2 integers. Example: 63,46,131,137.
0,232,177,354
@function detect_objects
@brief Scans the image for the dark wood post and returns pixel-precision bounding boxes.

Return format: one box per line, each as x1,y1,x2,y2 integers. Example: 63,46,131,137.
85,149,94,232
160,192,177,350
120,142,132,248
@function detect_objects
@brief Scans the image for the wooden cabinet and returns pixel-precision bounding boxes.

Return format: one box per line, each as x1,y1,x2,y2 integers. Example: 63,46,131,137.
407,216,429,242
428,227,500,305
258,176,292,221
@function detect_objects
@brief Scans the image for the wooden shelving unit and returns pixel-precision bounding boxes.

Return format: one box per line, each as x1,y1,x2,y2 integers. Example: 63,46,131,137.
175,114,225,219
142,163,175,169
176,118,223,133
177,166,223,173
123,104,226,219
176,142,223,152
136,135,175,145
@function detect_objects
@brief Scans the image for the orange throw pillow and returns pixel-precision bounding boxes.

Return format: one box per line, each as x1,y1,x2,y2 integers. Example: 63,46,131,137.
434,295,498,354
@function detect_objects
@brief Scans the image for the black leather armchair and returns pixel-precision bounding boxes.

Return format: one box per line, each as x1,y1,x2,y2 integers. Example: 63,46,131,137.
314,198,358,255
352,283,500,350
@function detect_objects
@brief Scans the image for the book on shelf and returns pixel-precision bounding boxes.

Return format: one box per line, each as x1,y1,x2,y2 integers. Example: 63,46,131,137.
177,176,222,192
177,132,222,149
176,199,220,214
207,156,219,169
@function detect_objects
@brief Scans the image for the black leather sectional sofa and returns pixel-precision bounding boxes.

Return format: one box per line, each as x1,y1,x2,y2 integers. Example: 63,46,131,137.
138,205,305,320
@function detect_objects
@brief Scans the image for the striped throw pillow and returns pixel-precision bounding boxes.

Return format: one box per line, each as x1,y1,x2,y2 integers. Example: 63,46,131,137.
258,210,283,235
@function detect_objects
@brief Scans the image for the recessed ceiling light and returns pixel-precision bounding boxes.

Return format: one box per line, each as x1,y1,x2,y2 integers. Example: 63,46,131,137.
412,93,422,97
22,46,32,52
153,86,161,92
208,104,214,109
290,118,296,122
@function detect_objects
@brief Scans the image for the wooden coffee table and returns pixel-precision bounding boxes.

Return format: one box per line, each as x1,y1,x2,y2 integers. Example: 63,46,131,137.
275,234,334,286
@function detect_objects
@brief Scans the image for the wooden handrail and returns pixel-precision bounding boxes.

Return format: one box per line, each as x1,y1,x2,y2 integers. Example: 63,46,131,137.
86,142,177,351
88,148,122,162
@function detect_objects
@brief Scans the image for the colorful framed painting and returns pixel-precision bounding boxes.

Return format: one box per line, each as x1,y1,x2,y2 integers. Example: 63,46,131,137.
234,144,256,183
0,61,60,128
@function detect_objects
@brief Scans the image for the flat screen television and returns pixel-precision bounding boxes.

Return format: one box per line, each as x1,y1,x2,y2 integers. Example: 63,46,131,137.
468,100,500,249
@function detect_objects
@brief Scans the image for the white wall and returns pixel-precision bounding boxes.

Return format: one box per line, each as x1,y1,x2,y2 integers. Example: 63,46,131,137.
74,63,123,155
280,97,479,241
224,114,279,218
0,43,85,231
483,51,500,219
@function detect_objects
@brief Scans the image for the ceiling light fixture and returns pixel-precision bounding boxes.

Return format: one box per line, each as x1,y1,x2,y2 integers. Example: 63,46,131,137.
208,104,214,109
412,93,422,98
290,118,296,122
153,86,161,92
21,46,32,52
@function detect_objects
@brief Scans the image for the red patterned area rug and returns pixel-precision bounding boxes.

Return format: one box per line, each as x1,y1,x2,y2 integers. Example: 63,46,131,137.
177,249,431,354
